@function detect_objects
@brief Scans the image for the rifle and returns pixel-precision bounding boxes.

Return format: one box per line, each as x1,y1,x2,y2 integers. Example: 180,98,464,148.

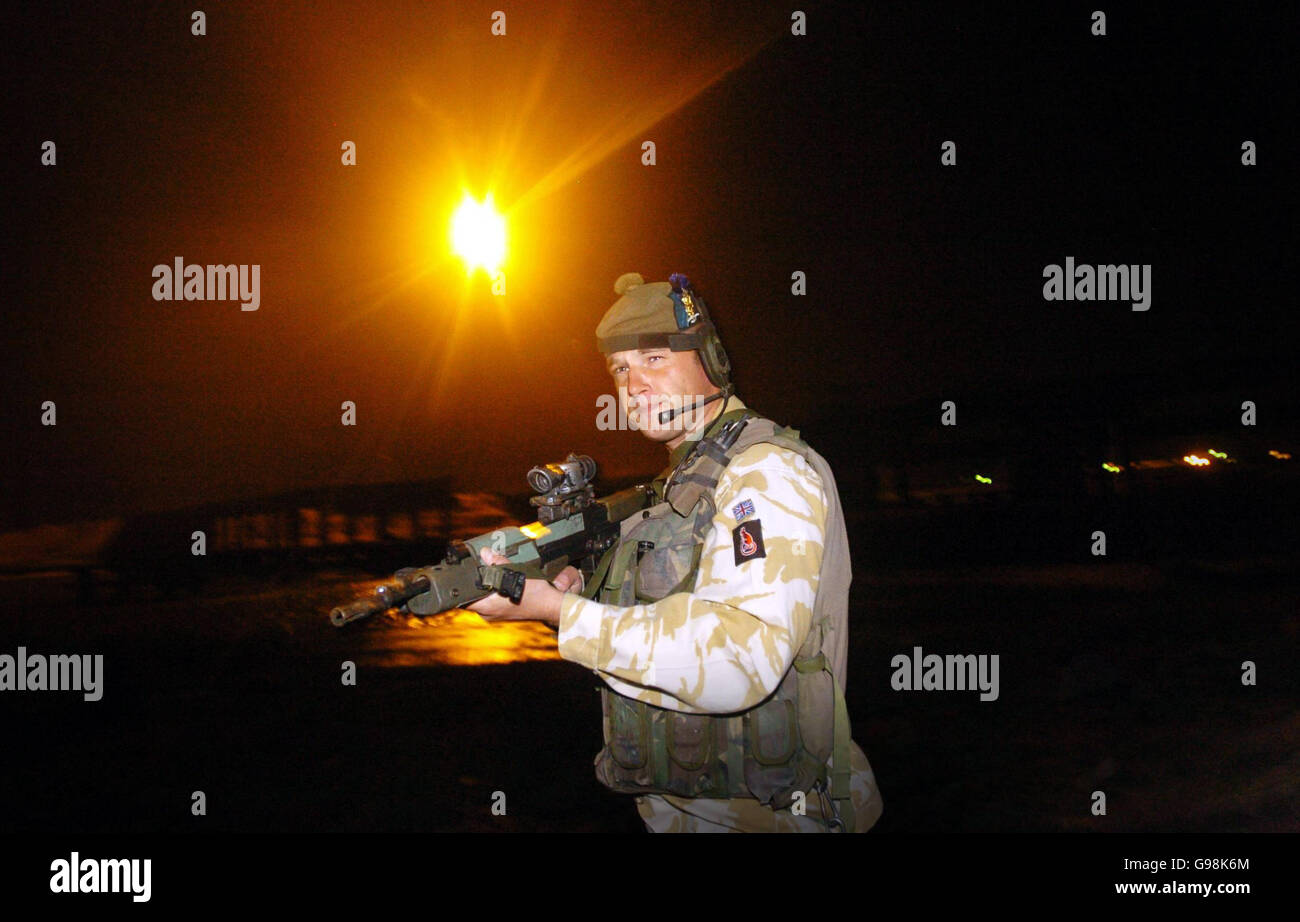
329,454,650,627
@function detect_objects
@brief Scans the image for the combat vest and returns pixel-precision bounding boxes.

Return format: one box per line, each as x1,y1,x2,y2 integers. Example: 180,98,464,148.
584,407,856,828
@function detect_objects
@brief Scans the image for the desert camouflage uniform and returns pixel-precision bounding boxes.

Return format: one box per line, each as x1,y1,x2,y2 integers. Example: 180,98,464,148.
557,397,883,832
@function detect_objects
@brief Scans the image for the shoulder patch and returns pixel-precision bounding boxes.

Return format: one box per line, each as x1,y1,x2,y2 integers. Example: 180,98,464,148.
731,499,754,521
732,519,766,565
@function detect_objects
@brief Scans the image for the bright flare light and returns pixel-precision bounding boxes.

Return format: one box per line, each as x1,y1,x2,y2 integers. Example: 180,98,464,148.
451,194,506,275
1183,454,1210,466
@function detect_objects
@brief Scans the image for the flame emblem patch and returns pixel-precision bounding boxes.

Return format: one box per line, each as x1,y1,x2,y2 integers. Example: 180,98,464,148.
732,519,766,565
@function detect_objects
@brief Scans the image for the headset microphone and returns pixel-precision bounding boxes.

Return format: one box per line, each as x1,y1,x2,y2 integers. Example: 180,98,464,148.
657,390,726,426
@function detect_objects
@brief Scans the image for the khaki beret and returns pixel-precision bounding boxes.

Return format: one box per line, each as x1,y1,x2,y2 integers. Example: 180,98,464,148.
596,272,711,354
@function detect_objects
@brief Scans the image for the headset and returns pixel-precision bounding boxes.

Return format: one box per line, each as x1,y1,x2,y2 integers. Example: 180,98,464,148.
668,273,732,389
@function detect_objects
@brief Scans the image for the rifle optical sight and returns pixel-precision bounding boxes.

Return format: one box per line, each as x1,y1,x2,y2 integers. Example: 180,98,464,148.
527,454,597,495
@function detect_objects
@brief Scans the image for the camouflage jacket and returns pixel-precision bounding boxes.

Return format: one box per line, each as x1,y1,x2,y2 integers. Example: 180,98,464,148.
557,399,842,711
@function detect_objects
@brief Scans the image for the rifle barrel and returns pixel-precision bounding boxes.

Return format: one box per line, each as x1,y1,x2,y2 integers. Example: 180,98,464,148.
329,574,431,626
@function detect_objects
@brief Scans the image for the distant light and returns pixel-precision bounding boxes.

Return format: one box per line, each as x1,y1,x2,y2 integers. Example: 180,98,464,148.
1183,454,1210,466
452,194,506,274
1102,462,1123,473
1269,450,1292,460
974,474,992,484
1208,449,1228,459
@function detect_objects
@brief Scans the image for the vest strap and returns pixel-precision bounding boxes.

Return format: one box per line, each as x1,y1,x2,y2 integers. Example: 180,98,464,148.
699,440,731,464
831,674,855,833
583,544,618,601
793,653,827,674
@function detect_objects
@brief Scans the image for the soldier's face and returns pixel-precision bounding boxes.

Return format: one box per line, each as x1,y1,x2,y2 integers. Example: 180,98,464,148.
606,347,720,447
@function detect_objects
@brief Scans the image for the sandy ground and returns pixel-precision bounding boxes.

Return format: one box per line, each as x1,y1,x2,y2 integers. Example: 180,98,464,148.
1,551,1295,833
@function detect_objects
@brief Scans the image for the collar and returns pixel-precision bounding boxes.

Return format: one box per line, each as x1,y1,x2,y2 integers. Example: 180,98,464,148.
652,397,751,502
666,396,748,466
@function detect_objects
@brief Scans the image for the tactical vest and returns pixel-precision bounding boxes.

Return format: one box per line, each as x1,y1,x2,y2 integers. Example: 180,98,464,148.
584,408,856,828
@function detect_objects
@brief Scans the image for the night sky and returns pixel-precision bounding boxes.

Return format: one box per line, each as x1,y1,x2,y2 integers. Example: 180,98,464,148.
4,1,1294,525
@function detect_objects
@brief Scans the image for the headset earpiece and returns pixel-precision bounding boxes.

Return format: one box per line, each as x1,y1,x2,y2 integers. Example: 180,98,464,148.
699,328,731,388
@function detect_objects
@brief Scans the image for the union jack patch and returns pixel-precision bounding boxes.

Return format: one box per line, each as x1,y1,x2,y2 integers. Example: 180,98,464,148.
731,499,754,522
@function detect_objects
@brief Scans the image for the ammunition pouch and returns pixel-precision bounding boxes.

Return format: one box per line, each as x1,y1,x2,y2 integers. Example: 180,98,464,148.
596,649,833,809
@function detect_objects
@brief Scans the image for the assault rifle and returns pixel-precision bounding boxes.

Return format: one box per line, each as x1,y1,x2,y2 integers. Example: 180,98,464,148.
329,455,650,627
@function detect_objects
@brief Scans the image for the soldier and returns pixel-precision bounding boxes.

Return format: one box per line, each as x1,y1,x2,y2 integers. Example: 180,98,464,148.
468,272,882,832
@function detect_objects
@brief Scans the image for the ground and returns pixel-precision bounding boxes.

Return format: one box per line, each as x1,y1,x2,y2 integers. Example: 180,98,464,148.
1,550,1295,833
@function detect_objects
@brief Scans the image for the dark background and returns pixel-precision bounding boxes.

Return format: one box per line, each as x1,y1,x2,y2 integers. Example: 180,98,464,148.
5,0,1293,519
1,0,1296,836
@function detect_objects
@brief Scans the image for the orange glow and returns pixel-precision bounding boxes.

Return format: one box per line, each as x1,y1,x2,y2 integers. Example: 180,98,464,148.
358,609,561,668
518,522,550,539
429,610,562,666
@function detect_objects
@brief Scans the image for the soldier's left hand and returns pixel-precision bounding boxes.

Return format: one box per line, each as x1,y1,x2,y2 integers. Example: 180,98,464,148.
464,548,565,626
